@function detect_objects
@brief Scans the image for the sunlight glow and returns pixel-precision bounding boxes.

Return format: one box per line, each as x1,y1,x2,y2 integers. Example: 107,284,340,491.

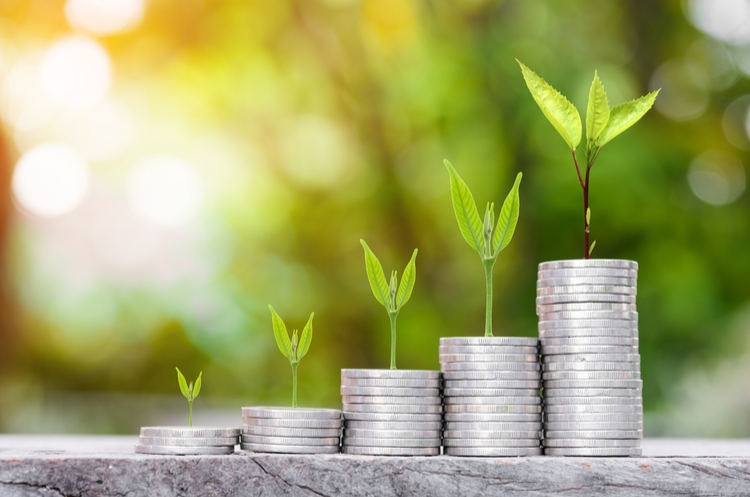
65,0,145,36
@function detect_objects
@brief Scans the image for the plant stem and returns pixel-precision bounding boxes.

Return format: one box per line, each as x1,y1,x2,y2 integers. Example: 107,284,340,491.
583,161,593,259
291,363,298,408
483,259,494,337
389,313,397,369
189,400,193,427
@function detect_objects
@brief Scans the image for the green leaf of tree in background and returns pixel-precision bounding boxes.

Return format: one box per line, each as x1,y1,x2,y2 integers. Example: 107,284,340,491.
444,159,485,256
586,71,610,146
269,305,292,360
517,60,582,150
360,239,391,309
598,90,660,146
176,367,189,399
395,249,418,310
297,312,314,361
492,172,523,256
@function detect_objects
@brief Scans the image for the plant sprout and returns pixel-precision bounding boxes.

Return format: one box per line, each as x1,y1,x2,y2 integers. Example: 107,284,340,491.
444,161,522,337
360,239,418,370
269,305,314,408
176,367,202,427
517,60,659,259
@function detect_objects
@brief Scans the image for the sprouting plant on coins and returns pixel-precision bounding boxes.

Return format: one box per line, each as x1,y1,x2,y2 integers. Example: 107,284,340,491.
444,160,522,337
176,367,202,427
360,239,418,370
269,305,314,408
517,60,658,259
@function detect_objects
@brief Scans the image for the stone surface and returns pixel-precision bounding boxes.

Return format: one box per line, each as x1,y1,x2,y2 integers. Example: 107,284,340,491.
0,436,748,496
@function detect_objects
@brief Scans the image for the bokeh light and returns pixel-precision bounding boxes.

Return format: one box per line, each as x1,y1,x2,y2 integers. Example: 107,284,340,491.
687,150,746,205
65,0,145,36
650,59,709,121
688,0,750,45
57,98,135,161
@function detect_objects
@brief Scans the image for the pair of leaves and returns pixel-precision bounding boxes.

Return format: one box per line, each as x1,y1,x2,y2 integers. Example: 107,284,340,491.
269,305,314,364
361,239,417,314
444,159,522,261
176,367,202,401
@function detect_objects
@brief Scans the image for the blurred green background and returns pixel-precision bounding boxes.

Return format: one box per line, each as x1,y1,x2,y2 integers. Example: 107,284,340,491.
0,0,748,437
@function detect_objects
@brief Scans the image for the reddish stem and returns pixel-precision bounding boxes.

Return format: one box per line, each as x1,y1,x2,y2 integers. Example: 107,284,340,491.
583,163,592,260
572,150,584,188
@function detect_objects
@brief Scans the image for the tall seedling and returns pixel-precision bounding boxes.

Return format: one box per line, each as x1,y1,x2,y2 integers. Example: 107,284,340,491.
444,161,522,337
176,367,202,427
269,306,314,408
360,240,418,370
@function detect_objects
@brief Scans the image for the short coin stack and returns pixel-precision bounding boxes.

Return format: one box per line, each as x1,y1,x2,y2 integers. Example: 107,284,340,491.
239,407,342,454
440,337,543,457
537,259,643,457
341,369,442,456
135,427,239,455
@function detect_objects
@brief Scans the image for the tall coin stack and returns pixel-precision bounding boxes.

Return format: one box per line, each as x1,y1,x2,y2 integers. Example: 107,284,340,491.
136,427,239,455
440,337,543,457
240,407,342,454
341,369,442,456
537,259,643,457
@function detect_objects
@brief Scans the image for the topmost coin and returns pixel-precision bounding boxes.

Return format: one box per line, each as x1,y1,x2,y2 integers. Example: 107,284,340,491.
241,407,342,420
440,337,539,347
140,426,241,438
538,260,638,271
538,269,637,279
341,369,440,379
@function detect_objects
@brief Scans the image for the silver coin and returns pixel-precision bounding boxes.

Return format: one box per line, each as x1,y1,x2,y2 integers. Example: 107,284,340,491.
539,320,638,331
543,379,643,389
539,311,638,322
240,407,341,420
536,302,637,314
543,396,642,406
541,336,639,347
439,345,538,355
537,285,637,296
240,435,340,446
440,337,539,347
538,260,638,271
545,421,643,431
341,369,440,379
341,446,439,456
444,422,543,431
444,396,541,405
538,277,637,288
139,427,241,438
543,354,640,363
441,362,540,372
445,404,541,414
439,354,539,363
542,438,642,448
442,438,541,448
544,404,643,414
343,437,441,448
240,443,340,454
545,447,641,456
537,294,637,305
444,412,542,423
135,444,234,455
242,417,342,429
545,430,642,439
445,446,542,456
541,345,639,356
345,421,443,431
343,429,441,439
341,395,441,405
442,371,541,381
444,380,542,389
539,328,639,338
341,378,441,388
138,436,237,447
343,412,442,422
343,403,442,414
538,268,637,279
544,388,641,398
544,413,643,423
543,362,641,372
443,430,541,439
543,371,641,380
241,425,342,438
444,388,539,397
340,386,440,397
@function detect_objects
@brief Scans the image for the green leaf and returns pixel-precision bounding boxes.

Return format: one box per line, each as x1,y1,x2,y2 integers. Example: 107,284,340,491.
492,172,523,256
517,60,582,150
297,312,314,361
192,372,202,399
443,159,485,255
586,71,609,145
598,90,660,147
395,249,418,311
176,367,189,399
360,239,391,309
269,305,293,361
589,240,597,257
586,207,591,226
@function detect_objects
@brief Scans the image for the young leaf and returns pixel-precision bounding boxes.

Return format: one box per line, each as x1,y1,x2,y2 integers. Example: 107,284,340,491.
586,207,591,225
492,172,523,256
297,312,314,361
598,90,660,147
360,239,391,309
176,367,189,399
192,372,202,399
443,159,485,255
589,240,597,256
586,71,609,145
517,60,582,150
395,249,418,311
269,305,293,361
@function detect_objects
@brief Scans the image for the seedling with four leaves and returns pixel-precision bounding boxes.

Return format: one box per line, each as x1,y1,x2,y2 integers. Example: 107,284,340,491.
269,305,314,408
176,367,202,427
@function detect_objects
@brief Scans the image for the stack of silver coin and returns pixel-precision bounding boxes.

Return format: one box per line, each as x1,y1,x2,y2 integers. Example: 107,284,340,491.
239,407,342,454
537,259,643,457
439,337,543,457
341,369,442,456
135,426,239,455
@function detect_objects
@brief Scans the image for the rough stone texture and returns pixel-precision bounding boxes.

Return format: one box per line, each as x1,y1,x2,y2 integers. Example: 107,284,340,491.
0,436,749,496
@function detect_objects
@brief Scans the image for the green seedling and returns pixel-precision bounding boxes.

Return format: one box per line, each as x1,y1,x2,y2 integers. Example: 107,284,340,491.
175,367,202,427
444,161,522,337
360,239,418,370
517,60,659,258
269,305,314,408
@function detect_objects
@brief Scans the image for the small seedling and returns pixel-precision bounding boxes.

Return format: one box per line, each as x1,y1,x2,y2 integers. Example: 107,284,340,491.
360,239,418,370
175,367,202,427
444,161,522,337
269,305,314,408
517,60,659,258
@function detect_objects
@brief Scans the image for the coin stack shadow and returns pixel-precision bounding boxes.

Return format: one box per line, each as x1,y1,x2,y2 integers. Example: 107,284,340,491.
136,427,240,455
239,407,342,454
341,369,443,456
439,337,543,457
537,259,643,457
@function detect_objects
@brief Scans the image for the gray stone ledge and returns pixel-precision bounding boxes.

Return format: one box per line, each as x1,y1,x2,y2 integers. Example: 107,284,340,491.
0,436,749,496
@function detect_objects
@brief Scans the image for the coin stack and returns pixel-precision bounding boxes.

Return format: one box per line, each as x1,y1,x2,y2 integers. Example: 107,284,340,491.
239,407,342,454
440,337,543,457
135,426,240,455
537,259,642,457
340,369,442,456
